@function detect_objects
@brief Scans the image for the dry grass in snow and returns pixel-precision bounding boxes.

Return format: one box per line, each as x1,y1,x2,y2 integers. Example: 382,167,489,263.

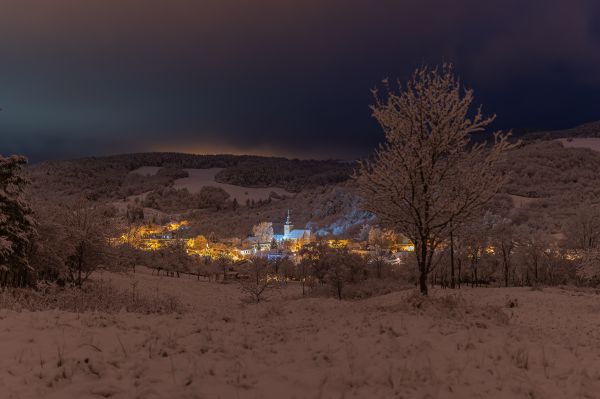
0,281,184,315
2,267,600,398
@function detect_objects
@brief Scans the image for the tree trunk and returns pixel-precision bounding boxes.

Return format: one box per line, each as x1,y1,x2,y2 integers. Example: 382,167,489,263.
457,257,462,288
418,270,428,295
450,229,455,289
417,238,429,295
77,256,82,287
502,244,512,288
503,253,509,288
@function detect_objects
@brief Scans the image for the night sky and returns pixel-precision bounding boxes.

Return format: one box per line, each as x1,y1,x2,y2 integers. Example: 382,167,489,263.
1,0,599,162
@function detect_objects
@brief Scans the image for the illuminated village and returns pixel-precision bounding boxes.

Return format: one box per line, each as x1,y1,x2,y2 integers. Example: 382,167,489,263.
116,210,415,265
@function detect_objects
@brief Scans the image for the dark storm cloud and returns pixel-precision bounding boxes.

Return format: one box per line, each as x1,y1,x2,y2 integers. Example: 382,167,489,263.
0,0,599,161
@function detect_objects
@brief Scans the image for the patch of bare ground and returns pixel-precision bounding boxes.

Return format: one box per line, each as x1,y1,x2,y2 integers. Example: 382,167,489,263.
2,269,600,398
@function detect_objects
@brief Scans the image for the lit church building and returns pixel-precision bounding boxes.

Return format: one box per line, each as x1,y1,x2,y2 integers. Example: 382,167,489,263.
273,210,311,245
239,210,312,256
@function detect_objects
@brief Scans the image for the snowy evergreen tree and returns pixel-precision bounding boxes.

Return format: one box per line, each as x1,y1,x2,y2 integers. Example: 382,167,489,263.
0,155,36,286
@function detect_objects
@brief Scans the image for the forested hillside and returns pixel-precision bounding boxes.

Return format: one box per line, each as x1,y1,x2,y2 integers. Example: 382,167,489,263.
26,153,353,202
214,158,351,192
522,120,600,140
499,140,600,200
492,139,600,234
24,134,600,240
24,152,359,239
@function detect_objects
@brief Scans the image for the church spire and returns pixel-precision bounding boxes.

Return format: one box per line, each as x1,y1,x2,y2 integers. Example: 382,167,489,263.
284,209,292,236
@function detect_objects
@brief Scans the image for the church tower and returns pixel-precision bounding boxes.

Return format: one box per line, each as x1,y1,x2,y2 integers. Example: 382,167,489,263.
284,209,293,237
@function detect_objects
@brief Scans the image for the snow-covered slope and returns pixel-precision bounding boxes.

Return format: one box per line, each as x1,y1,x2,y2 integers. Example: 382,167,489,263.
2,268,600,398
558,137,600,152
173,168,292,203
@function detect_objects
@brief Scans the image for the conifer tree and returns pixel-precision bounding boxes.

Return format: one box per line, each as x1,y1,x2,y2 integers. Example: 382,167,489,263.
0,155,36,286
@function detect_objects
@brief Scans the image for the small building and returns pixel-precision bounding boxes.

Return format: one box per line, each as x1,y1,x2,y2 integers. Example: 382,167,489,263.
239,247,255,256
239,236,269,256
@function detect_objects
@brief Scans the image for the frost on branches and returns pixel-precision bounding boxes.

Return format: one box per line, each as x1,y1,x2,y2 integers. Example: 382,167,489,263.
576,249,600,285
0,155,36,287
252,222,274,245
356,64,514,295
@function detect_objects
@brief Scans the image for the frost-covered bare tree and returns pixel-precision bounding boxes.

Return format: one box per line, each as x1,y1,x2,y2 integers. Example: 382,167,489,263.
564,203,600,251
488,215,517,287
62,200,114,286
461,212,496,287
252,222,274,246
239,257,277,303
576,249,600,286
0,155,36,287
28,202,69,282
516,226,549,286
564,204,600,285
356,64,513,295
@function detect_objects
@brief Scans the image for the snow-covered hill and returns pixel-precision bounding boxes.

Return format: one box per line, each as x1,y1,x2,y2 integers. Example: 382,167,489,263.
558,137,600,152
173,168,291,203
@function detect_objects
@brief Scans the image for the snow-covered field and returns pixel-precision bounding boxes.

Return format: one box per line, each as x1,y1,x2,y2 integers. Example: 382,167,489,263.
129,166,163,176
174,168,291,203
2,268,600,399
558,138,600,152
508,194,540,208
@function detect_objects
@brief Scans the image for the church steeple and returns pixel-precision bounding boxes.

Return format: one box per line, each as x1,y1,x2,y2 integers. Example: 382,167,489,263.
284,209,293,236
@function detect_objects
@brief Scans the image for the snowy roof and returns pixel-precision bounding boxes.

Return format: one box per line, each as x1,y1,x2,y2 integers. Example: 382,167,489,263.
273,229,310,241
285,229,310,240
